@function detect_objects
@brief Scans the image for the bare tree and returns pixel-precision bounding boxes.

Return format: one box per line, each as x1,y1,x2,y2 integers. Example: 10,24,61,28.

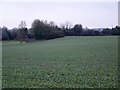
18,21,26,29
64,21,72,29
17,21,28,43
49,21,56,27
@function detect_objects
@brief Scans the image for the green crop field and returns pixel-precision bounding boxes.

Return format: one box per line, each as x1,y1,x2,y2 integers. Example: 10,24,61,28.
2,36,118,88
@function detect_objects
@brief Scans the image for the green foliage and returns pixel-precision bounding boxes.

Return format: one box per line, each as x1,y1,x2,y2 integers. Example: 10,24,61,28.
73,24,82,34
102,26,120,35
2,36,118,88
31,19,64,40
1,27,10,40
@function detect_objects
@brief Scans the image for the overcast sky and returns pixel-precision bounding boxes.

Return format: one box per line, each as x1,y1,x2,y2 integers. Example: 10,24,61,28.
0,1,118,29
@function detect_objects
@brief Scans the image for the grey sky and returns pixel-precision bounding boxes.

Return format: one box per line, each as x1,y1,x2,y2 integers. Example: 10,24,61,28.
0,2,118,29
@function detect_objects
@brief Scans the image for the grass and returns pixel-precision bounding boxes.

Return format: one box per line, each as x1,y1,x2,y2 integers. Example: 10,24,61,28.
2,36,118,88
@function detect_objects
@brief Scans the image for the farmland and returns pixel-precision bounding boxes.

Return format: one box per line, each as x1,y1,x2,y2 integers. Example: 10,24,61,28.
2,36,118,88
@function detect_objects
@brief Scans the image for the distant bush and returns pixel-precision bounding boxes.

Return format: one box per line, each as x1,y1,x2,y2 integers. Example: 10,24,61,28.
1,19,120,41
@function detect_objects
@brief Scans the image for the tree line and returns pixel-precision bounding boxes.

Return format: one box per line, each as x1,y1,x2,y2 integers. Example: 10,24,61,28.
0,19,120,41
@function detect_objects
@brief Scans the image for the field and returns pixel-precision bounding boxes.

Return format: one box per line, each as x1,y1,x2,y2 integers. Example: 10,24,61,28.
2,36,118,88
